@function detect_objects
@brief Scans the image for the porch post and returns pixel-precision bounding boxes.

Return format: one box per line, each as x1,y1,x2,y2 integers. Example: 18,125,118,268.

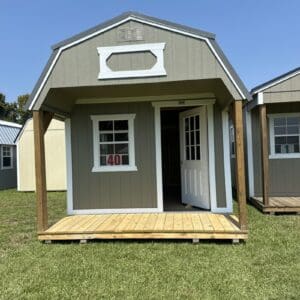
259,104,270,206
233,100,248,230
33,110,53,232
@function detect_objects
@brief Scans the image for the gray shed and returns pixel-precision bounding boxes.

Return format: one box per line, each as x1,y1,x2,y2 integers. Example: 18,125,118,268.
26,12,249,242
246,67,300,213
0,120,21,190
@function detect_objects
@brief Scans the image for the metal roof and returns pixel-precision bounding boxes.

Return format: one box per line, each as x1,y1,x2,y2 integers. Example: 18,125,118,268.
0,121,21,145
251,66,300,95
25,11,251,110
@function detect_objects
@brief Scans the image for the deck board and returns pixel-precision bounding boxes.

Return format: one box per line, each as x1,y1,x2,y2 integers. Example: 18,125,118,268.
39,212,248,241
250,197,300,213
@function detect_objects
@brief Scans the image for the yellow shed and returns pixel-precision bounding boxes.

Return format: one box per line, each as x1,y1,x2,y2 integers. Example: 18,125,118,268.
16,118,66,191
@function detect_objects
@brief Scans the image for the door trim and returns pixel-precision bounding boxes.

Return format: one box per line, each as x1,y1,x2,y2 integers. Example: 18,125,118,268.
152,99,218,212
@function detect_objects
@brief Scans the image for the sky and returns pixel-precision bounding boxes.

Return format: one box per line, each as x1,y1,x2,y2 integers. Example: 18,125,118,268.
0,0,299,102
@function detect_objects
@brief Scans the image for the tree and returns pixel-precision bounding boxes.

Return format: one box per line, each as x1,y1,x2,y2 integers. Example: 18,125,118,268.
0,92,31,124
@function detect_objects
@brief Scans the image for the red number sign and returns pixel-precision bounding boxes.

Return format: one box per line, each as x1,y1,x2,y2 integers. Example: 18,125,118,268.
107,154,122,165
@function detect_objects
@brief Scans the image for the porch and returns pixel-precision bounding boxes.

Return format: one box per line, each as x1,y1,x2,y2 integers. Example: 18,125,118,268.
38,212,248,242
250,196,300,214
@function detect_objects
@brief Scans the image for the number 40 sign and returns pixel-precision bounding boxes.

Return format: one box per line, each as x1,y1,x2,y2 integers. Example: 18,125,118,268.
107,154,122,165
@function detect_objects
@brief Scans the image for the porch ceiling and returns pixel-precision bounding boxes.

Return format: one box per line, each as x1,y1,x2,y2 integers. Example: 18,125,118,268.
42,78,236,116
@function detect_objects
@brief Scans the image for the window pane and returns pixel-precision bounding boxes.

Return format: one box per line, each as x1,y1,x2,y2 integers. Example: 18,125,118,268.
275,136,286,145
191,131,195,145
274,126,286,135
185,132,189,146
195,115,200,130
185,118,189,131
186,146,190,160
287,117,300,125
100,133,113,142
196,146,201,160
275,145,282,153
190,116,194,130
287,136,299,144
115,133,128,142
3,157,11,167
99,121,113,131
191,146,195,160
274,118,286,126
122,155,129,165
115,143,128,154
195,130,200,145
100,155,107,166
287,126,299,134
100,144,114,155
114,120,128,131
294,144,300,153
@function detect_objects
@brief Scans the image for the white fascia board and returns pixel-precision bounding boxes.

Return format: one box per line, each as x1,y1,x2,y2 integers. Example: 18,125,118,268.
0,120,22,128
29,16,246,110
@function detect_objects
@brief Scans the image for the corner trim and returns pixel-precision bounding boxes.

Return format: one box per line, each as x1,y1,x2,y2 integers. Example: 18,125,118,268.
65,118,73,215
246,110,254,197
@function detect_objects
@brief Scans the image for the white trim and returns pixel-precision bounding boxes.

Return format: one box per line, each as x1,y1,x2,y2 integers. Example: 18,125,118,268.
268,112,300,159
246,110,254,197
65,118,73,215
257,92,264,105
0,120,22,128
90,114,137,172
153,105,164,212
1,145,14,170
253,69,300,94
69,208,162,215
152,99,216,108
221,110,233,213
29,15,246,110
97,43,166,79
76,93,215,105
206,104,218,212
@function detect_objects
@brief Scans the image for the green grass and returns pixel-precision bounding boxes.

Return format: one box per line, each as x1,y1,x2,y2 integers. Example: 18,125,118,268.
0,190,299,299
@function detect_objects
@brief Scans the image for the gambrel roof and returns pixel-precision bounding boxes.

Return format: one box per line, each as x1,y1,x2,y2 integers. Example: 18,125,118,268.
25,11,251,110
0,120,22,145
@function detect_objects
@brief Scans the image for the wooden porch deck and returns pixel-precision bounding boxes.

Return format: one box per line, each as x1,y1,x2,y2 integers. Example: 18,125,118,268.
250,197,300,214
38,213,248,242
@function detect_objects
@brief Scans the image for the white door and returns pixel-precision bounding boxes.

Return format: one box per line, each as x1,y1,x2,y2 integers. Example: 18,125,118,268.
179,107,210,209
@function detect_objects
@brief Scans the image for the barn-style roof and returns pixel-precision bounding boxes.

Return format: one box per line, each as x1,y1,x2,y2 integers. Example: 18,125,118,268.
0,120,22,145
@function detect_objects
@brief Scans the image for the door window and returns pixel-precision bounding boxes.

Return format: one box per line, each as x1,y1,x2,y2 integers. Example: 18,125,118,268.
184,115,200,160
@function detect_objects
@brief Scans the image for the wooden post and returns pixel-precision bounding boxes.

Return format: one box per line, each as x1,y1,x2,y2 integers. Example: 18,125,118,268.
233,100,248,230
33,111,53,232
259,105,270,206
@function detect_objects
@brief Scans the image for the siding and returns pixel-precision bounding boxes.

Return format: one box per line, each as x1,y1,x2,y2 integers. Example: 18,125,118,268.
71,102,227,210
36,20,241,109
252,103,300,196
0,146,17,190
264,73,300,104
71,102,157,209
17,119,66,191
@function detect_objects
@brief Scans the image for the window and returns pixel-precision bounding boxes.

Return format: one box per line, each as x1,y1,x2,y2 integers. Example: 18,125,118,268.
91,114,137,172
184,115,201,161
1,146,13,169
269,113,300,158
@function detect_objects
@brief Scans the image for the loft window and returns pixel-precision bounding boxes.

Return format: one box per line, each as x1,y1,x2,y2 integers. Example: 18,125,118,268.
269,113,300,158
1,146,13,169
91,114,137,172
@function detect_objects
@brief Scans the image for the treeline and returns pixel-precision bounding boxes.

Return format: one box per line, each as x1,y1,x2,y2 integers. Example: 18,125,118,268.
0,93,31,125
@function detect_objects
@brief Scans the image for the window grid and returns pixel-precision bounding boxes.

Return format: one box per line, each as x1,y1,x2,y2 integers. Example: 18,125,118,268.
1,146,13,169
273,116,300,154
184,115,201,161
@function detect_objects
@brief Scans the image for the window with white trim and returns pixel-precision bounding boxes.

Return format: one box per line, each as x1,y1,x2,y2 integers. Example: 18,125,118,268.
269,113,300,158
91,114,137,172
1,146,13,169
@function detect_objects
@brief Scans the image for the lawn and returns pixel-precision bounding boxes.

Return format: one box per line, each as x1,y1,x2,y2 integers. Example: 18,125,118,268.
0,190,299,299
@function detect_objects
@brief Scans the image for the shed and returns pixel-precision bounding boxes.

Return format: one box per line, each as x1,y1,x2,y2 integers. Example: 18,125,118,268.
25,12,250,242
15,118,66,191
246,67,300,213
0,120,21,189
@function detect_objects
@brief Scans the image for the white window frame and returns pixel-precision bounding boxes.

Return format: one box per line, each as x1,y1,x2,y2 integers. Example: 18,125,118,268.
97,43,166,79
269,113,300,159
91,114,137,172
1,145,13,169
